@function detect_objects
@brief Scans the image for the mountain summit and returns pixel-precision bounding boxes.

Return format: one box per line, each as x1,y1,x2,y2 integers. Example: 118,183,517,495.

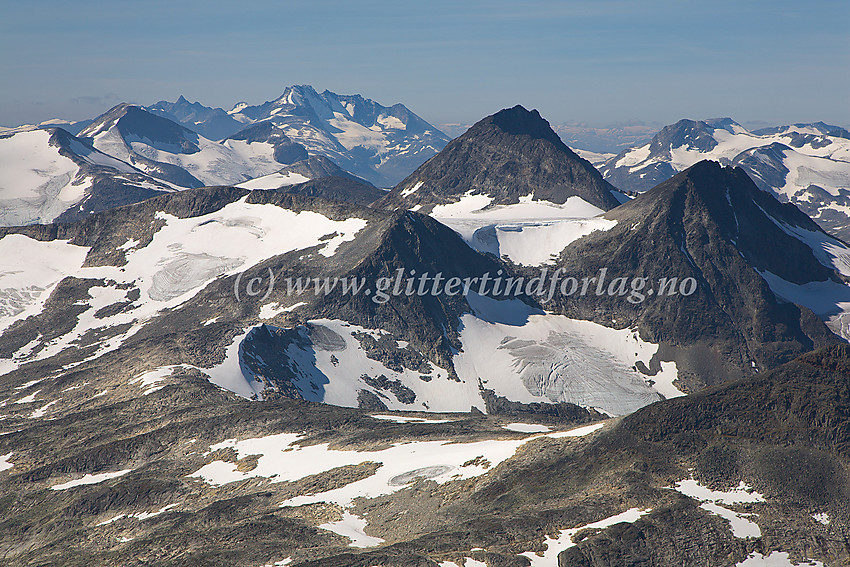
600,117,850,240
149,85,450,186
381,105,623,212
547,160,847,389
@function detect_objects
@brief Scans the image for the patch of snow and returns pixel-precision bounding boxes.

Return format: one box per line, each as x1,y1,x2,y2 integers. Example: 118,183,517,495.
317,511,385,548
15,378,46,390
573,148,615,165
401,180,424,197
615,144,651,169
813,512,830,525
202,328,265,399
376,115,406,130
547,423,605,438
520,507,651,566
433,195,615,266
14,390,40,404
430,192,495,217
0,452,13,473
133,503,179,521
327,112,390,152
259,559,293,567
236,171,310,190
191,420,609,512
673,480,765,505
756,269,850,340
670,479,764,539
30,399,59,418
130,366,185,395
191,431,534,506
502,423,551,433
700,502,761,538
296,319,472,412
50,469,132,490
736,551,823,567
117,238,140,252
259,301,304,319
370,414,457,424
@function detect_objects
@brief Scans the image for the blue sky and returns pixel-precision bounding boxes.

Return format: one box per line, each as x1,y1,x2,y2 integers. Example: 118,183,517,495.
1,0,848,130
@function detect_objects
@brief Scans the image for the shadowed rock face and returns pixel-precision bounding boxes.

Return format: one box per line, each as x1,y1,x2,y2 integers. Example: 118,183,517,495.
280,176,385,206
381,105,622,212
543,160,844,389
81,104,202,154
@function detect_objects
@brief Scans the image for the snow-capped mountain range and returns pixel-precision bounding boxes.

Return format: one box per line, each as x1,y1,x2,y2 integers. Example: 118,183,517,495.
0,85,448,226
599,118,850,240
150,85,450,186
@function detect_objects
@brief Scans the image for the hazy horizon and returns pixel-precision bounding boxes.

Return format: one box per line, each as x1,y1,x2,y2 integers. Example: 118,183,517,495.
2,0,848,132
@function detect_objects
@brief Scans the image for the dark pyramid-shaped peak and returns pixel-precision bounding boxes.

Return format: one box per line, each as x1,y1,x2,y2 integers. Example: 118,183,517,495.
479,105,564,145
380,106,622,211
547,159,843,388
614,160,834,284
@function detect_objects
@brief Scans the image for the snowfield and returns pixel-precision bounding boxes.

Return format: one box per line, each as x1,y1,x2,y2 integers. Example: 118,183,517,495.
455,293,681,416
0,198,368,381
188,422,607,517
236,171,310,190
0,453,13,473
736,552,823,567
431,193,617,266
0,235,90,334
86,116,284,187
232,298,680,414
0,129,146,225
